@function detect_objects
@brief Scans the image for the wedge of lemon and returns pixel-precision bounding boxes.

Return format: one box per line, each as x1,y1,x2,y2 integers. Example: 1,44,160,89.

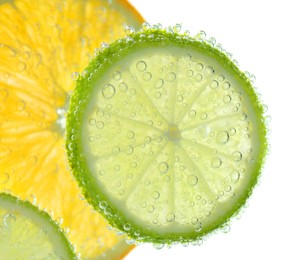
0,0,143,258
66,25,267,245
0,193,76,259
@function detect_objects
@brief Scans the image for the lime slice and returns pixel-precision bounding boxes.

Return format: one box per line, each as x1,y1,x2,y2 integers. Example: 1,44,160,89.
66,25,267,244
0,193,76,259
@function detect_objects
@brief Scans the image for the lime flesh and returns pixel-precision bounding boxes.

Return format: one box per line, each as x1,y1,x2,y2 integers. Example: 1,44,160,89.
0,193,75,259
67,28,267,244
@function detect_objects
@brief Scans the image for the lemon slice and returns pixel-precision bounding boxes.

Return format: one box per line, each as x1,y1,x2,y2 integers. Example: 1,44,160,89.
0,0,143,258
0,193,76,259
67,26,267,244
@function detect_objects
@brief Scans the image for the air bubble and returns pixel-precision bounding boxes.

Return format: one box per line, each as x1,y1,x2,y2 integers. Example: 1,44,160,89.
229,128,236,135
240,113,247,121
197,30,206,39
261,104,268,113
145,136,152,143
222,81,231,89
99,170,105,176
152,191,160,199
210,80,219,89
191,219,202,232
142,22,151,30
166,213,175,222
131,162,138,168
102,84,115,99
98,201,108,209
71,72,80,81
177,95,183,102
89,118,96,126
125,146,134,155
153,243,164,250
188,109,196,118
88,136,95,142
127,130,135,139
232,106,239,112
200,112,208,120
101,42,109,49
166,72,176,82
265,115,271,123
123,223,131,231
126,239,136,245
217,75,225,81
68,142,75,151
211,157,222,168
195,63,203,71
187,175,198,186
147,205,155,213
129,88,137,96
221,224,231,233
158,162,169,174
82,70,89,78
152,219,158,225
216,131,229,144
154,91,161,99
205,66,214,77
113,71,122,81
155,78,164,88
186,70,194,77
232,151,242,161
143,72,152,81
124,25,135,35
225,186,232,192
136,60,147,71
119,82,128,92
230,170,240,183
173,23,182,33
96,121,104,129
112,146,121,154
208,37,216,46
96,109,105,117
3,214,16,228
194,73,203,82
223,95,232,103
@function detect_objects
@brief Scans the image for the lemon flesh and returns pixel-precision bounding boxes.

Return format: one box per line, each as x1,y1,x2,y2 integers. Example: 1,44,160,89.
67,29,267,244
0,193,75,260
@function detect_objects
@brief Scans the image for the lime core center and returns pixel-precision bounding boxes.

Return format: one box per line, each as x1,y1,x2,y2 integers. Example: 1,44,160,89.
165,124,181,143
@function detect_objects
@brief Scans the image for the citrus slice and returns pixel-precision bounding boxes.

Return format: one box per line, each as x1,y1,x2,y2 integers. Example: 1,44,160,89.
0,0,143,258
66,25,268,245
0,192,76,259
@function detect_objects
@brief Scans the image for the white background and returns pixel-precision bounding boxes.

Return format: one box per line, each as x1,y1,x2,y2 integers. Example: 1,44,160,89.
125,0,291,259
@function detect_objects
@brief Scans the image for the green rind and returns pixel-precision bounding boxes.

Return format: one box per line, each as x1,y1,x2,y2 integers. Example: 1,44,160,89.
0,192,77,259
66,27,268,244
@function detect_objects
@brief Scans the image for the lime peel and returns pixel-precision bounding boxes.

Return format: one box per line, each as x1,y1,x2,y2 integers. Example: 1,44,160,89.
66,24,268,245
